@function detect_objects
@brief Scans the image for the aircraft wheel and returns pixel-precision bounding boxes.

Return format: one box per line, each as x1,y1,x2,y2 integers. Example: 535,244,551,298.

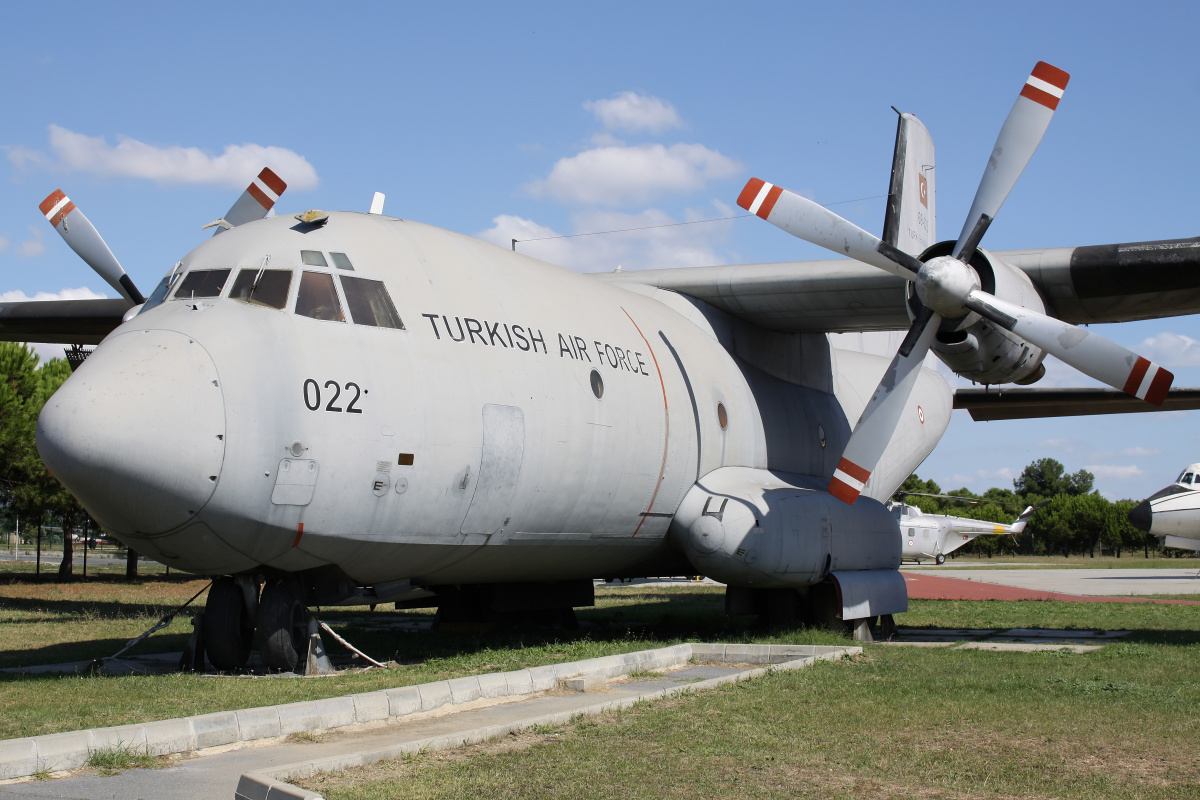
202,579,252,671
935,554,946,565
257,582,307,671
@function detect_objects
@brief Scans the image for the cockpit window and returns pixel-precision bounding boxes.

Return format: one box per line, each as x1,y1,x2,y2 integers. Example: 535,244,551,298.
330,252,354,270
1185,473,1195,485
342,276,404,329
295,271,344,322
142,265,182,312
891,506,903,521
230,269,293,310
173,269,231,299
301,250,328,267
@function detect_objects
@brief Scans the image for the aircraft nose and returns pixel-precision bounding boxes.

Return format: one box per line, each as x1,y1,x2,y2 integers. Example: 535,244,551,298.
1127,500,1152,533
37,329,226,536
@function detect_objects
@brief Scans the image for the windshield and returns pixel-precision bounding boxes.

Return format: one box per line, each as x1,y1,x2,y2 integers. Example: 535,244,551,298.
230,269,292,310
172,269,230,299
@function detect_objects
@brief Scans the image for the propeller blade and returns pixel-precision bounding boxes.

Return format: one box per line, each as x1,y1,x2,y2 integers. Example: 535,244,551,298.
210,167,288,234
952,62,1070,260
39,190,144,305
963,291,1172,404
737,178,923,280
829,306,942,504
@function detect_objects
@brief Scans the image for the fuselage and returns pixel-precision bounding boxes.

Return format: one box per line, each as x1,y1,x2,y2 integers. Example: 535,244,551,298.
36,212,951,589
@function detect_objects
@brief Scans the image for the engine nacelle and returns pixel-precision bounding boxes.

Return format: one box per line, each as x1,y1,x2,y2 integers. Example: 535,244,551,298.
913,243,1048,385
670,467,900,588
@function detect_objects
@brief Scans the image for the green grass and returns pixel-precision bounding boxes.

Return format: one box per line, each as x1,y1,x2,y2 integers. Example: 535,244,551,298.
2,572,1198,761
84,741,162,774
301,639,1200,800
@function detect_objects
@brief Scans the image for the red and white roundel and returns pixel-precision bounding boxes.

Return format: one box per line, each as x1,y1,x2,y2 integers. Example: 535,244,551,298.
908,540,914,547
917,405,924,424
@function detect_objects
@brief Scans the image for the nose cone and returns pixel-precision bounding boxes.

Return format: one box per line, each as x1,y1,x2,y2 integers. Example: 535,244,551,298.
1128,500,1152,533
37,329,226,536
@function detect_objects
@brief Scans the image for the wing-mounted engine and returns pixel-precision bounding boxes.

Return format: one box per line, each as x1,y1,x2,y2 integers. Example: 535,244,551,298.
913,242,1048,385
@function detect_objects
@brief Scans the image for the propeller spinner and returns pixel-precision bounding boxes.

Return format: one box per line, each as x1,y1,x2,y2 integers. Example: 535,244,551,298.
738,62,1173,504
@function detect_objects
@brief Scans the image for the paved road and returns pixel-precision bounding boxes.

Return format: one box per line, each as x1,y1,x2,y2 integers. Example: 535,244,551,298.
916,568,1200,596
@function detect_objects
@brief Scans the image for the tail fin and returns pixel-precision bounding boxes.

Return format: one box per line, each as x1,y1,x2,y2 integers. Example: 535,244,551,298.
1010,500,1051,534
882,112,935,257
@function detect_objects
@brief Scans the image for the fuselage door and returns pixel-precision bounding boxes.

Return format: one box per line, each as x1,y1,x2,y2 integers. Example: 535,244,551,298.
461,404,525,535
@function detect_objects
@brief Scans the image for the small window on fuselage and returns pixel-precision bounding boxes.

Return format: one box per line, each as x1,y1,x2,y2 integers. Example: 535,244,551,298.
301,250,328,267
295,271,344,322
172,269,231,299
230,269,293,310
330,252,354,270
342,276,404,329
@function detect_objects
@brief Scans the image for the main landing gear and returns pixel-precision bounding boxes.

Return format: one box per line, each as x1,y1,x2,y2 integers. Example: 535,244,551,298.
201,577,308,672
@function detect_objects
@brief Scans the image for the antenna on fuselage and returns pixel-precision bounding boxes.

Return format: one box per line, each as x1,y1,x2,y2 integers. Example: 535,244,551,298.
369,192,386,215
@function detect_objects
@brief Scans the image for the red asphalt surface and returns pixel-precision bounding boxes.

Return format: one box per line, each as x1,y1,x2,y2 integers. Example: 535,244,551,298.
902,571,1200,606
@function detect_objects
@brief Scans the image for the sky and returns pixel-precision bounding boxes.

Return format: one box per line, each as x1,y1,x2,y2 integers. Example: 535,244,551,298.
3,2,1199,502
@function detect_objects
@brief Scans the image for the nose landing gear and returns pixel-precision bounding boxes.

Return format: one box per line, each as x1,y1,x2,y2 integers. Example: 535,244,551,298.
201,576,307,672
256,582,308,671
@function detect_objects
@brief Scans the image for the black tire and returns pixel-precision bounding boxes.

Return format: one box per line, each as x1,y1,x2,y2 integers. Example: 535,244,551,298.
935,554,946,565
257,583,306,671
203,580,252,670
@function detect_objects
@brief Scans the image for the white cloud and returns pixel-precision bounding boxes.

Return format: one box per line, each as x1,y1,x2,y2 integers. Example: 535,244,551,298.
9,125,319,190
17,225,45,257
477,204,737,273
1135,332,1200,368
585,92,683,134
527,143,741,207
0,233,8,252
1038,438,1076,453
1121,446,1162,457
1085,464,1144,480
0,286,108,303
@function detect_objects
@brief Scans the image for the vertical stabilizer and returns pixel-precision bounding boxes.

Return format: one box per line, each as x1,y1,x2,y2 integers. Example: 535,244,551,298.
882,113,935,257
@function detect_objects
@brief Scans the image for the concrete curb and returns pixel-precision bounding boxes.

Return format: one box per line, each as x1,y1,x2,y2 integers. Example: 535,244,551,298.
0,642,814,780
234,644,858,800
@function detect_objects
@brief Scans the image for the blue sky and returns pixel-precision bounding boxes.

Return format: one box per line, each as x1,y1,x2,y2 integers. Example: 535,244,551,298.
3,2,1199,502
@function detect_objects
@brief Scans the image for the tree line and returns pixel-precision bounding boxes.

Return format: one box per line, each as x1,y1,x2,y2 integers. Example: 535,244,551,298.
895,458,1174,558
0,342,94,576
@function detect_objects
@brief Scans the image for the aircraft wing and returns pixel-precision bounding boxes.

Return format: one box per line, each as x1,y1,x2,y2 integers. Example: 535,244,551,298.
954,387,1200,421
598,237,1200,333
0,298,130,345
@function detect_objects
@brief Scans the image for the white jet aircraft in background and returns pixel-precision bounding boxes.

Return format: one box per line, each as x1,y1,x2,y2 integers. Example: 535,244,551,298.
4,61,1200,667
1129,464,1200,552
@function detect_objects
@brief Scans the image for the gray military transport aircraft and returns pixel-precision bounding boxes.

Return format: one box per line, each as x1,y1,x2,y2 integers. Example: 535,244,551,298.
4,61,1200,669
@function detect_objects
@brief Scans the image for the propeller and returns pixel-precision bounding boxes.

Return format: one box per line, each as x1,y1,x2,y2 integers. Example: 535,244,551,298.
39,190,144,305
738,62,1174,505
203,167,288,234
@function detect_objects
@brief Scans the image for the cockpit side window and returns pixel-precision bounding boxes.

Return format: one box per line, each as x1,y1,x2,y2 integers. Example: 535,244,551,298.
341,276,404,329
230,269,293,310
1185,473,1195,485
295,271,345,322
172,269,231,299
